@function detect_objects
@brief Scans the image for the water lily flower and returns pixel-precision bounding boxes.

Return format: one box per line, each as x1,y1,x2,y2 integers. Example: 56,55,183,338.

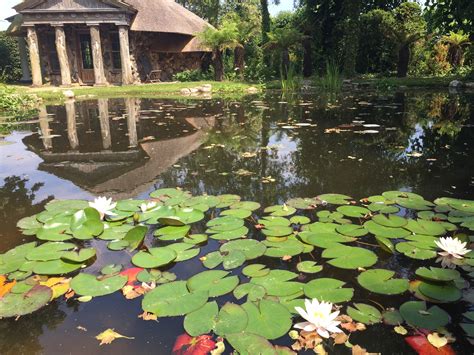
140,201,157,213
294,299,343,338
435,237,470,269
89,196,117,219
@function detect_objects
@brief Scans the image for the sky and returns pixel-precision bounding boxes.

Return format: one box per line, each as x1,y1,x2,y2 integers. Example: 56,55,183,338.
0,0,294,31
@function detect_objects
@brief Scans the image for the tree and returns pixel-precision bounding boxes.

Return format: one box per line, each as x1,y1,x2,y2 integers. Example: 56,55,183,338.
382,2,426,77
264,22,303,79
341,0,361,77
441,31,471,68
197,20,242,81
425,0,473,35
0,32,22,83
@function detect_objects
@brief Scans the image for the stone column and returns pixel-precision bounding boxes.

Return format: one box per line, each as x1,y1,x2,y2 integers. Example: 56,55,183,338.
118,25,133,85
89,25,107,86
38,106,52,150
125,98,138,147
26,26,42,87
65,99,79,150
98,99,112,149
17,37,31,82
54,25,72,86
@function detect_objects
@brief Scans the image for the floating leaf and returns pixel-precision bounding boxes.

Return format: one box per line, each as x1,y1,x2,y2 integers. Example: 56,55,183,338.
304,278,354,303
233,283,266,301
296,261,323,274
336,206,370,218
322,245,377,269
183,301,218,336
263,239,305,257
418,282,461,302
242,264,270,278
399,301,449,330
26,242,75,261
251,270,302,297
242,299,293,339
33,259,83,275
214,302,248,337
317,194,352,205
415,267,461,282
70,208,104,240
357,269,408,295
220,239,266,260
383,309,403,325
187,270,239,297
101,264,123,275
71,273,127,297
0,285,52,318
61,248,96,263
96,328,134,345
347,303,382,324
123,225,148,251
132,248,177,268
142,281,208,317
372,214,407,228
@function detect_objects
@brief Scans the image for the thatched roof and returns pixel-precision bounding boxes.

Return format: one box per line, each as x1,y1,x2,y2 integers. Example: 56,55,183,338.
124,0,212,36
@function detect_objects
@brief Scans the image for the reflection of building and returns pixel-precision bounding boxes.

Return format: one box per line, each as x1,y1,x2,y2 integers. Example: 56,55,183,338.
24,98,215,199
6,0,212,86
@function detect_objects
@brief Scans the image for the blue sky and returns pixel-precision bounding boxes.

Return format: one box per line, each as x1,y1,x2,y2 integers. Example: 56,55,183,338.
0,0,294,31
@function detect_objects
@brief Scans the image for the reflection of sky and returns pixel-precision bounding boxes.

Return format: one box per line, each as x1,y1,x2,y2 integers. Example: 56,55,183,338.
405,123,425,154
0,131,93,203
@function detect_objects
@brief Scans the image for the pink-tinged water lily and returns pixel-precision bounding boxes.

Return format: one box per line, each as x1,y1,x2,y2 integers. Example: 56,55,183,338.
89,196,117,219
294,299,343,338
140,202,157,213
435,237,470,269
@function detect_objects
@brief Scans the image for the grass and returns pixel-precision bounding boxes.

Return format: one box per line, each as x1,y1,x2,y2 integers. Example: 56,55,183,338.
8,81,262,103
352,75,466,89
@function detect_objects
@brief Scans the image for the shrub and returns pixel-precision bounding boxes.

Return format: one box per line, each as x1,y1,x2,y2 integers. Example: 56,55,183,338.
0,86,39,119
0,32,22,83
173,69,214,82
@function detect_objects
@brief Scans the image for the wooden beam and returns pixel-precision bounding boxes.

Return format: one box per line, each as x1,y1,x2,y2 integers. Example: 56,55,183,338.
118,25,133,85
89,25,108,86
54,25,72,86
26,26,42,87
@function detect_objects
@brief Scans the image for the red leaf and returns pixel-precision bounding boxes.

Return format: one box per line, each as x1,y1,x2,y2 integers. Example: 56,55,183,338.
172,333,216,355
120,268,143,286
405,336,455,355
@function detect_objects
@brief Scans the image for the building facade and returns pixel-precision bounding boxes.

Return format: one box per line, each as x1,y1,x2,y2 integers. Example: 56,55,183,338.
7,0,212,86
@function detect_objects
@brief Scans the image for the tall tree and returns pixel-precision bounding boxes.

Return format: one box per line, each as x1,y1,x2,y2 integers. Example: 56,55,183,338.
425,0,473,35
341,0,361,77
264,25,303,78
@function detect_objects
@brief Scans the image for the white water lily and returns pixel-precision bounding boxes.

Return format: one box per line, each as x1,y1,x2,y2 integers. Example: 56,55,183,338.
89,196,117,219
294,299,343,338
140,201,157,213
435,237,470,269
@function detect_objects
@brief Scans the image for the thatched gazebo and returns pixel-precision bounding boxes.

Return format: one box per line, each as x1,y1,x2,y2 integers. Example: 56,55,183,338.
6,0,212,86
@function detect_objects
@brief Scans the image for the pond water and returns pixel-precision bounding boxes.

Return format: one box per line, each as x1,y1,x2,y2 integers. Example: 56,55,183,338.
0,89,473,354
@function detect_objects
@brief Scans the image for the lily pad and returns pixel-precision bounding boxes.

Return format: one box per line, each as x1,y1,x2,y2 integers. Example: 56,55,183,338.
187,270,239,297
142,281,208,317
183,301,219,336
0,285,52,318
233,283,266,301
415,267,461,282
132,247,177,268
264,205,296,217
122,225,148,251
317,193,352,205
220,239,266,260
214,302,249,337
347,303,382,324
322,245,378,269
296,261,323,274
70,208,104,240
263,239,305,257
61,248,96,263
242,264,270,278
70,273,127,297
336,205,370,218
418,282,462,302
26,242,75,261
304,278,354,303
357,269,409,295
399,301,449,330
372,214,407,228
33,259,83,275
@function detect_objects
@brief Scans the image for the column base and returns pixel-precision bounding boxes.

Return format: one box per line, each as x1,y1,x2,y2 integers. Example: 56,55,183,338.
93,83,108,87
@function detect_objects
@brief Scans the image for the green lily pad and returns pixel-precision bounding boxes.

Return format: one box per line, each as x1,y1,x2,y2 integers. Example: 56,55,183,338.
214,302,249,337
347,303,382,324
165,243,200,262
154,225,190,238
404,219,446,236
142,281,208,317
262,225,293,237
263,239,305,257
375,235,395,254
207,216,244,231
184,234,208,245
0,285,52,318
123,225,148,251
107,240,129,251
26,242,75,261
251,270,302,297
242,299,293,340
357,269,409,295
296,261,323,274
418,282,462,302
304,278,354,303
183,301,219,336
258,216,291,227
187,270,239,297
101,264,123,275
372,214,407,228
220,239,266,260
286,197,319,209
208,226,248,240
336,205,370,218
221,209,252,218
382,309,403,325
132,247,177,268
364,220,411,239
317,194,352,205
70,208,103,240
226,332,278,354
61,248,96,263
415,267,461,282
264,205,296,217
242,264,270,278
290,216,311,225
33,259,83,275
322,245,378,269
299,232,355,249
399,301,449,330
233,283,267,301
336,224,368,237
216,194,241,208
231,201,261,211
70,273,127,297
395,242,437,260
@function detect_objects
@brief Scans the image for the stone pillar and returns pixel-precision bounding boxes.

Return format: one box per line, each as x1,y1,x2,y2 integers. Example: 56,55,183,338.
98,99,112,149
54,25,72,86
125,98,138,147
89,25,107,86
26,26,42,87
65,99,79,150
17,37,31,82
118,25,133,85
38,106,52,150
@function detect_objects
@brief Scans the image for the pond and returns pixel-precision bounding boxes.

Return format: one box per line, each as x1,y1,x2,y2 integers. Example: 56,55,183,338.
0,89,473,354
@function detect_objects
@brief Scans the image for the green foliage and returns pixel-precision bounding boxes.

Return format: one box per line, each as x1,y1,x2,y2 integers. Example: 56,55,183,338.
173,69,214,82
317,60,342,92
0,32,22,83
0,86,39,119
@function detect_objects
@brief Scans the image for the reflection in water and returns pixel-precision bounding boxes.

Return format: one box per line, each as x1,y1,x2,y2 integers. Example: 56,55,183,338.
0,89,473,354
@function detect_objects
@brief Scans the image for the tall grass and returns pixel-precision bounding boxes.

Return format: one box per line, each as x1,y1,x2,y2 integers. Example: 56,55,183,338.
319,60,342,92
0,85,39,119
280,63,302,93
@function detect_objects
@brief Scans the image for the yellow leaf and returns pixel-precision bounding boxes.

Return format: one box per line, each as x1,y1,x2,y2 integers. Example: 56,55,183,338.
394,325,408,335
95,329,134,346
138,311,157,321
51,283,70,299
314,344,328,355
210,341,225,355
427,332,448,349
40,277,67,288
122,285,142,299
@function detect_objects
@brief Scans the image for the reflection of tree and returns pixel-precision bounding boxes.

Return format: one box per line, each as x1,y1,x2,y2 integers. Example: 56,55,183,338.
156,90,473,202
0,176,52,251
0,301,67,355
